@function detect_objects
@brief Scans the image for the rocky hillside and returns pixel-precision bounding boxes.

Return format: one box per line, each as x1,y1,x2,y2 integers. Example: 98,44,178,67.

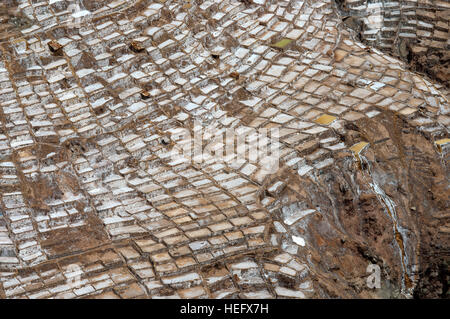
0,0,448,299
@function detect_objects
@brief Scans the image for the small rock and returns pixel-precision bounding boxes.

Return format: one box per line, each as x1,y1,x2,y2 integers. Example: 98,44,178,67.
129,41,145,53
229,71,240,79
48,40,62,54
140,90,150,100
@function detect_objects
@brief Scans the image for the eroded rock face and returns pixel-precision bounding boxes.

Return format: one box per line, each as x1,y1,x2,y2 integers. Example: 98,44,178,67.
261,110,449,298
335,0,450,87
0,0,448,299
